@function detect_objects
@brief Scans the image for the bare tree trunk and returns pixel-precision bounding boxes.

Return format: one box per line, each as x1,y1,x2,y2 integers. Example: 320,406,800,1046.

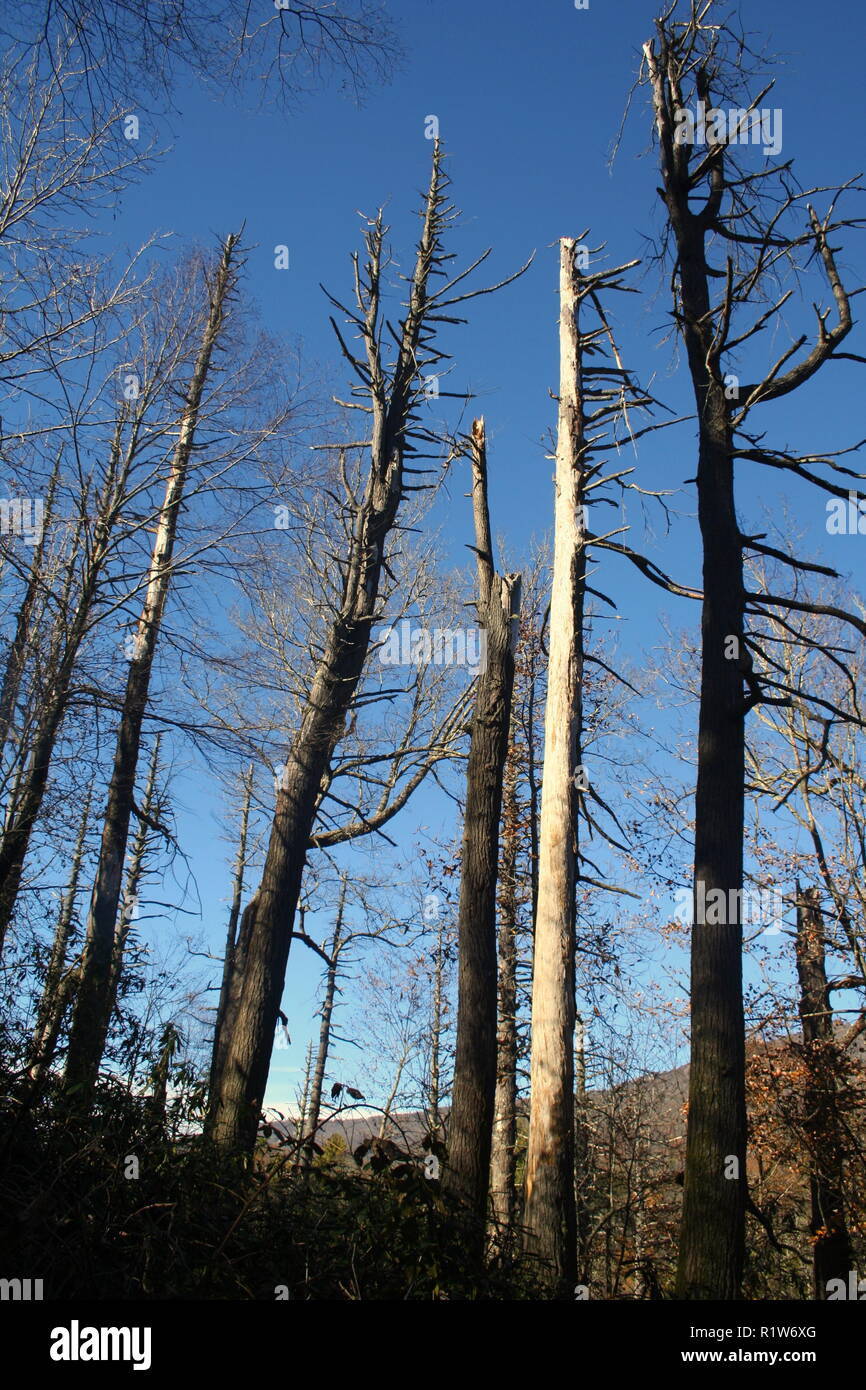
0,458,59,757
446,418,520,1232
26,785,92,1089
0,648,86,944
642,34,745,1301
643,11,860,1299
489,708,520,1247
64,233,241,1106
206,146,465,1156
293,1041,313,1172
795,885,852,1298
523,239,584,1291
427,917,445,1137
208,763,254,1105
0,433,127,950
301,878,346,1168
379,1045,410,1141
148,1022,180,1134
106,737,162,1015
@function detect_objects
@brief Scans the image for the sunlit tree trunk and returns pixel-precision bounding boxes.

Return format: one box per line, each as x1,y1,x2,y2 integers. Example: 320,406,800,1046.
523,239,584,1291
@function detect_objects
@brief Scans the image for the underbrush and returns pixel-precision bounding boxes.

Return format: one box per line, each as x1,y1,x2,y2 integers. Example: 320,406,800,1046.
0,1073,545,1300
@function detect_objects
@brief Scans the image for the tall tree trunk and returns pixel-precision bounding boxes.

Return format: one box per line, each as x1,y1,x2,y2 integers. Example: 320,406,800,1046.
489,708,520,1247
676,375,746,1299
379,1045,410,1140
446,417,520,1231
205,148,452,1156
795,885,852,1298
0,458,59,758
293,1041,313,1171
0,656,85,944
0,435,126,951
523,239,585,1291
26,785,92,1089
148,1023,180,1133
301,878,346,1168
106,738,162,1016
64,233,241,1106
208,763,254,1106
427,916,445,1137
641,37,747,1300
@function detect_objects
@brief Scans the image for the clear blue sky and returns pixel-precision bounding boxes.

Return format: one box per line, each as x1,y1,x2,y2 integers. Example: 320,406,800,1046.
105,0,866,1110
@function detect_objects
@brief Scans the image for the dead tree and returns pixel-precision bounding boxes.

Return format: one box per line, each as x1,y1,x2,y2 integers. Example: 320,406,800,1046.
445,417,520,1229
209,763,255,1105
300,877,347,1169
795,885,853,1298
523,236,664,1291
63,233,242,1105
0,438,130,948
488,565,550,1253
488,702,521,1246
0,459,60,759
642,2,866,1299
427,914,448,1138
105,738,163,1028
205,143,528,1155
25,786,92,1090
522,238,586,1289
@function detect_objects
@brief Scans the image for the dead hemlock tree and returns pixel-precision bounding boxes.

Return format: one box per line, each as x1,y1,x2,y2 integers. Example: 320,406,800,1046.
794,885,854,1299
24,786,93,1094
641,0,866,1300
444,417,521,1232
25,736,164,1107
295,873,413,1167
63,233,243,1107
205,143,530,1155
524,237,673,1292
202,518,477,1092
298,878,348,1171
0,461,61,759
210,482,476,858
747,591,866,997
0,255,192,948
488,554,550,1254
209,763,255,1107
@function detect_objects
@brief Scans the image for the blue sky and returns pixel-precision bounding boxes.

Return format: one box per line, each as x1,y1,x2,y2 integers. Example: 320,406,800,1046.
99,0,866,1110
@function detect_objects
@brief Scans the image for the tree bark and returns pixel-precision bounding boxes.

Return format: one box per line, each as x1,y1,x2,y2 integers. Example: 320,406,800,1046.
522,238,584,1291
642,36,747,1300
795,885,852,1298
489,704,520,1247
446,417,520,1232
574,1014,591,1284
